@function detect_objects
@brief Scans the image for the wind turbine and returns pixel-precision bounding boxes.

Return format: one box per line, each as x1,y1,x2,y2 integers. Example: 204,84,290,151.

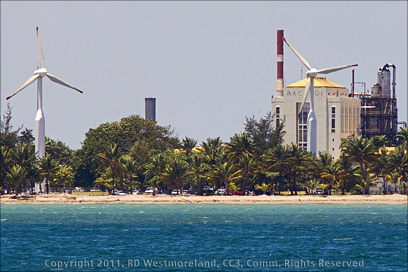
6,27,83,192
283,37,357,155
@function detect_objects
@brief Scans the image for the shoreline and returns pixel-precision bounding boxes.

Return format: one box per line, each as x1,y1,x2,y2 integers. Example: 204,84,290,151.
1,194,407,205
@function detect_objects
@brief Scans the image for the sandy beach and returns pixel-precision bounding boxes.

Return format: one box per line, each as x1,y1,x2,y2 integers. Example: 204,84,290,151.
1,193,407,205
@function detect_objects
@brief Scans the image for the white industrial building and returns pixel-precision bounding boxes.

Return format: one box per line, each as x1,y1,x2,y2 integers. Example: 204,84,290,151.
271,77,361,159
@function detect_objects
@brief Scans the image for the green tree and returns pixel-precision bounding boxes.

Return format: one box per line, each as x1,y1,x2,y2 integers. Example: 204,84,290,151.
96,143,123,193
5,165,27,197
45,137,73,165
245,112,285,154
227,132,255,164
286,144,311,195
255,182,270,195
39,154,59,194
394,127,408,146
119,155,140,193
211,161,235,195
0,103,21,149
229,181,240,195
231,153,259,195
385,143,408,194
263,144,291,195
201,137,223,166
340,136,379,192
18,128,35,144
72,115,180,187
181,137,197,162
161,153,192,195
354,173,375,195
320,161,345,195
145,153,166,196
304,179,321,195
53,164,74,191
337,158,360,195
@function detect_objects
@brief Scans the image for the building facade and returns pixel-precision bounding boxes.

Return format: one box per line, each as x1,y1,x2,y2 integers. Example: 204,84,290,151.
272,77,361,159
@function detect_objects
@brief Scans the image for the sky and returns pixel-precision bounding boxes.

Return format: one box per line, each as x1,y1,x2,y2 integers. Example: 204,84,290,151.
1,1,407,150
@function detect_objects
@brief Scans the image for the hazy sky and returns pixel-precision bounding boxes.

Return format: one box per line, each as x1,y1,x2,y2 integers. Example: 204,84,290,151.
1,1,407,150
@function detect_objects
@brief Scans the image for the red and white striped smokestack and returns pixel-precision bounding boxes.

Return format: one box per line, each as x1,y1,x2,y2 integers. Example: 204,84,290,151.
276,30,284,97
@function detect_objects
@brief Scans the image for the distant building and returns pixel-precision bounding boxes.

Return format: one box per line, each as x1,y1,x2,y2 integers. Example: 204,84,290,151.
145,98,156,121
272,77,361,159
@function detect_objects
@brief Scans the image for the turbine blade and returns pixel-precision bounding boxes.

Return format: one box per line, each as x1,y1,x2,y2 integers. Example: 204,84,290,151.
298,78,311,115
46,74,83,93
6,74,40,100
317,64,358,74
36,27,44,68
282,37,312,70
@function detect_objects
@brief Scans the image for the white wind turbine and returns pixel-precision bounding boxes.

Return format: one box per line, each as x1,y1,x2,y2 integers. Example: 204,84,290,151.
283,37,357,155
6,27,83,192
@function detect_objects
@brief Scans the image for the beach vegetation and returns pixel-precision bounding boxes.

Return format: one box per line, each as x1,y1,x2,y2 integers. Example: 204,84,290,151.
1,106,407,196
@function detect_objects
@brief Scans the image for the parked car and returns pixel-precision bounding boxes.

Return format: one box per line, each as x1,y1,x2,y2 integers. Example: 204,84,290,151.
314,189,323,195
171,189,180,195
144,188,159,194
132,190,141,195
113,189,127,195
214,189,226,195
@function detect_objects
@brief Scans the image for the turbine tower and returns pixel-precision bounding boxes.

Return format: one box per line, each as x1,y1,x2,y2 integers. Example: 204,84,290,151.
6,27,83,192
283,37,357,155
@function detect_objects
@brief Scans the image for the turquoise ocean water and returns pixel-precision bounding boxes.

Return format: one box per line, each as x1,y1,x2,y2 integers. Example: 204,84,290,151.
1,204,407,272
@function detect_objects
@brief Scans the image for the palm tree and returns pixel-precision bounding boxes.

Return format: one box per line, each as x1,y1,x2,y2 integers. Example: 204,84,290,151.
53,164,74,190
11,142,37,170
38,154,59,194
211,161,235,195
226,132,255,163
119,155,140,193
386,170,401,194
255,183,270,195
394,127,408,146
385,143,408,194
201,137,223,166
161,155,192,195
5,165,27,197
304,179,321,195
96,143,123,194
340,136,379,190
182,137,197,161
337,158,360,195
229,181,240,195
0,145,13,190
286,143,311,195
145,153,166,196
263,144,291,195
373,135,390,148
354,173,375,195
320,161,345,195
231,153,259,195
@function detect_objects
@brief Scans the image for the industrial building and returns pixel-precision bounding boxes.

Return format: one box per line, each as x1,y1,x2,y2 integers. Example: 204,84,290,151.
271,30,401,158
353,63,398,142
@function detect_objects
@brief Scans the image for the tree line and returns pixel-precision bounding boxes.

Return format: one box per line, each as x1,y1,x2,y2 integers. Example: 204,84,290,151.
1,104,407,196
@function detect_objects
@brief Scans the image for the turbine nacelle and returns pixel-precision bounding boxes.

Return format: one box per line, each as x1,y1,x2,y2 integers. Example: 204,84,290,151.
306,68,318,78
34,67,47,77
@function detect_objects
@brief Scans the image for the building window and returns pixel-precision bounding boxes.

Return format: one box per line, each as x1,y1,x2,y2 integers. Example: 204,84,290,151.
276,106,280,127
331,106,336,133
297,103,309,150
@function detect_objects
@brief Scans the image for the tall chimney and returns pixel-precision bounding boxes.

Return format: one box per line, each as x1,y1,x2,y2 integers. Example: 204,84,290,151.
145,98,156,121
276,30,284,97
